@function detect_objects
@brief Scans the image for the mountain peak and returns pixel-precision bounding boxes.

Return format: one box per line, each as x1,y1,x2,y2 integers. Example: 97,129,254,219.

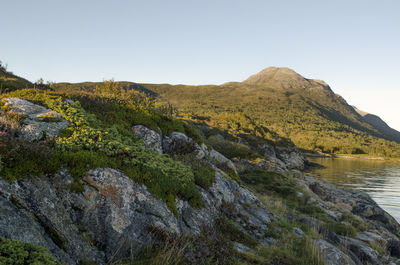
243,67,310,89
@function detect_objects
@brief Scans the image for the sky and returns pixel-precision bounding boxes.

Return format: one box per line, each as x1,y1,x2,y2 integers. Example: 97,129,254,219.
2,0,400,130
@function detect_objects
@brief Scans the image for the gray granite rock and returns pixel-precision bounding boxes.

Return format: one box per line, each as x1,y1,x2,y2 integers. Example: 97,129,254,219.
306,176,400,236
340,236,379,265
2,97,69,141
0,167,275,264
293,227,305,237
132,125,163,153
315,239,356,265
209,149,237,174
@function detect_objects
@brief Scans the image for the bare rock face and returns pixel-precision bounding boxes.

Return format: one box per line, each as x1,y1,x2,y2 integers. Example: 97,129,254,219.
2,97,69,141
0,166,275,264
132,125,163,153
163,132,206,159
275,145,306,170
306,176,400,236
209,149,238,174
315,239,356,265
340,236,379,265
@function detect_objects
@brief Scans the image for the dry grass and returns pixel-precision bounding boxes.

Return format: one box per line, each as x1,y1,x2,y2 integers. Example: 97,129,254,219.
0,112,22,136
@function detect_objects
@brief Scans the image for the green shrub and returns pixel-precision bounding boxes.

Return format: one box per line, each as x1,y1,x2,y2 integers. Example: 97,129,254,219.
216,216,258,248
241,170,297,197
39,116,63,123
0,137,60,182
206,136,252,159
341,212,368,232
173,153,215,189
324,222,357,237
243,236,325,265
0,237,60,265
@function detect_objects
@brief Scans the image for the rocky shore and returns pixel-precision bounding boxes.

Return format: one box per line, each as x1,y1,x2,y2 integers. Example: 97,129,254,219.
1,98,400,264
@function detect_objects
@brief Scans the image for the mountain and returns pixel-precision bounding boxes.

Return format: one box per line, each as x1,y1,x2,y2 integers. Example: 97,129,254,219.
353,105,400,143
123,67,398,157
243,67,332,92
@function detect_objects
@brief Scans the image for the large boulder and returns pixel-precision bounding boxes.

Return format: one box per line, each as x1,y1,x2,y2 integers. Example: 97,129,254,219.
2,97,69,141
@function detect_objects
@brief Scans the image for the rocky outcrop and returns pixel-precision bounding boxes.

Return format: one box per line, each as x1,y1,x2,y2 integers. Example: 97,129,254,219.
2,97,68,141
163,132,206,159
209,149,238,174
306,176,400,236
275,146,306,170
340,236,379,265
315,239,356,265
297,174,400,264
132,125,163,153
253,142,306,171
0,167,275,264
133,125,237,173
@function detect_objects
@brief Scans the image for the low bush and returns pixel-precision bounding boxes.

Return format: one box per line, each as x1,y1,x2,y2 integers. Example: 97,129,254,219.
112,224,237,265
0,236,60,265
206,135,252,159
173,153,215,190
0,136,60,182
243,236,325,265
341,212,368,232
241,170,297,197
324,222,357,237
216,216,258,248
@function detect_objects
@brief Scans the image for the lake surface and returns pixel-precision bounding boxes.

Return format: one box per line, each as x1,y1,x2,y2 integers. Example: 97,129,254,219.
307,157,400,223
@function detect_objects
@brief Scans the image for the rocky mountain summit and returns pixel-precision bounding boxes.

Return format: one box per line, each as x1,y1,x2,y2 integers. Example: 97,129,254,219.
243,67,333,92
1,90,400,264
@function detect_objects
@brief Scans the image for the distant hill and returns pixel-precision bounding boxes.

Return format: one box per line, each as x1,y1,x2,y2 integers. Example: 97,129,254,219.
0,63,32,92
51,67,400,157
353,106,400,143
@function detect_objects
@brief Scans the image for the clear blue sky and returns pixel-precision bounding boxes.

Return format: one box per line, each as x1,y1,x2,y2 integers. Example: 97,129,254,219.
2,0,400,130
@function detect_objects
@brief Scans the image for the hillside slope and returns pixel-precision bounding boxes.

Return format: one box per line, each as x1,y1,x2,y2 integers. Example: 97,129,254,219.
353,105,400,143
0,63,32,92
132,67,400,157
2,71,400,264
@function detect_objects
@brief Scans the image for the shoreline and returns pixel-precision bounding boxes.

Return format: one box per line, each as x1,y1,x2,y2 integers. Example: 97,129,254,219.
305,153,400,162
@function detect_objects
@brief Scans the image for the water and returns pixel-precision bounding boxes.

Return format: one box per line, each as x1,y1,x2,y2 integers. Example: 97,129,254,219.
307,157,400,223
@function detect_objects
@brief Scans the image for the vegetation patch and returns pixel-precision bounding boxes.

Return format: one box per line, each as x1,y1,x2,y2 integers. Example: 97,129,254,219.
112,224,238,265
133,81,400,158
172,153,215,190
39,116,63,123
0,236,60,265
242,236,326,265
241,170,298,197
216,216,258,248
0,89,207,213
206,135,252,159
